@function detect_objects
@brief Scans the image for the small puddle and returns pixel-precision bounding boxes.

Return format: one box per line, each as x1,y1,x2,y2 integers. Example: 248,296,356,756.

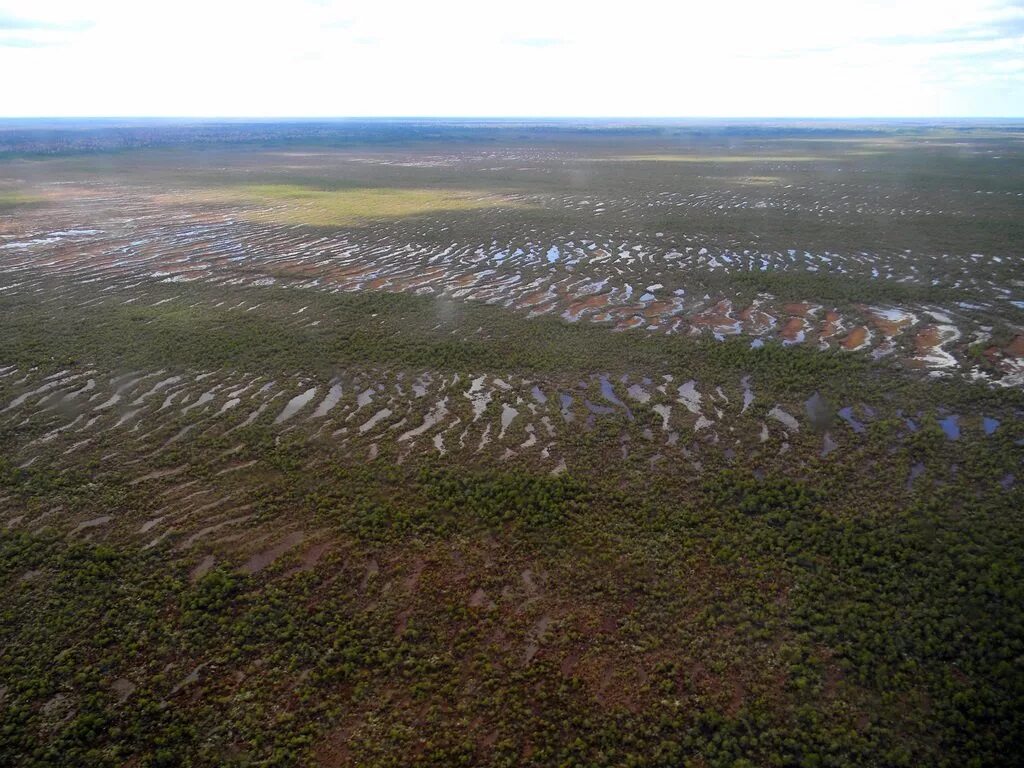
599,375,633,419
898,411,919,432
217,398,241,414
626,383,650,403
465,376,492,420
938,415,960,441
477,423,492,450
652,404,672,431
498,403,518,439
399,398,449,441
805,391,834,433
274,387,317,424
559,393,575,422
768,406,799,432
310,382,343,418
181,389,217,416
356,388,375,409
741,376,755,413
838,407,865,434
132,375,182,405
411,374,432,398
584,399,615,415
677,380,702,414
232,402,268,431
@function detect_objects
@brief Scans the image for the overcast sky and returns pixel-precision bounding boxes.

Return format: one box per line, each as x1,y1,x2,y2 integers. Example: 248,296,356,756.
1,0,1022,117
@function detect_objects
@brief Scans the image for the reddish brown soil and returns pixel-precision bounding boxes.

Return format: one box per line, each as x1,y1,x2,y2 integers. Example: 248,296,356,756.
841,326,868,350
914,325,942,354
1007,334,1024,357
780,317,805,341
564,292,612,320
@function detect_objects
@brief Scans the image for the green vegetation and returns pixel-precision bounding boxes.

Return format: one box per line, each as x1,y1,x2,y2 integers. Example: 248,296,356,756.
0,279,874,380
0,190,43,212
3,279,1019,415
1,122,1022,766
194,184,516,227
1,444,1021,766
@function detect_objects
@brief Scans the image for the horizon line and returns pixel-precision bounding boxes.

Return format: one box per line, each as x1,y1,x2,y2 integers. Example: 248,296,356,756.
2,115,1024,121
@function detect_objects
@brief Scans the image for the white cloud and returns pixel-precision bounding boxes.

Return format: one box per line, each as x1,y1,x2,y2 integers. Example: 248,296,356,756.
0,0,1020,115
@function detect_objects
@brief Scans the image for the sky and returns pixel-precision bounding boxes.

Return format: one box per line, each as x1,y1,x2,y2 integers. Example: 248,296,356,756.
1,0,1022,117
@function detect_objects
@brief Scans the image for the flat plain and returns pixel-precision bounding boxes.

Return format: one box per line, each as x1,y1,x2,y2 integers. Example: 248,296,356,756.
0,119,1022,767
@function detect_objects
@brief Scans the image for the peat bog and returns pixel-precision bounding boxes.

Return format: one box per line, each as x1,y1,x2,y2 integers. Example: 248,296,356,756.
0,119,1022,767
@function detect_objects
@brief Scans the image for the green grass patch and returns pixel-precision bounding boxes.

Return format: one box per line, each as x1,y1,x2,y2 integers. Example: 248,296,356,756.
0,190,44,212
195,184,517,226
